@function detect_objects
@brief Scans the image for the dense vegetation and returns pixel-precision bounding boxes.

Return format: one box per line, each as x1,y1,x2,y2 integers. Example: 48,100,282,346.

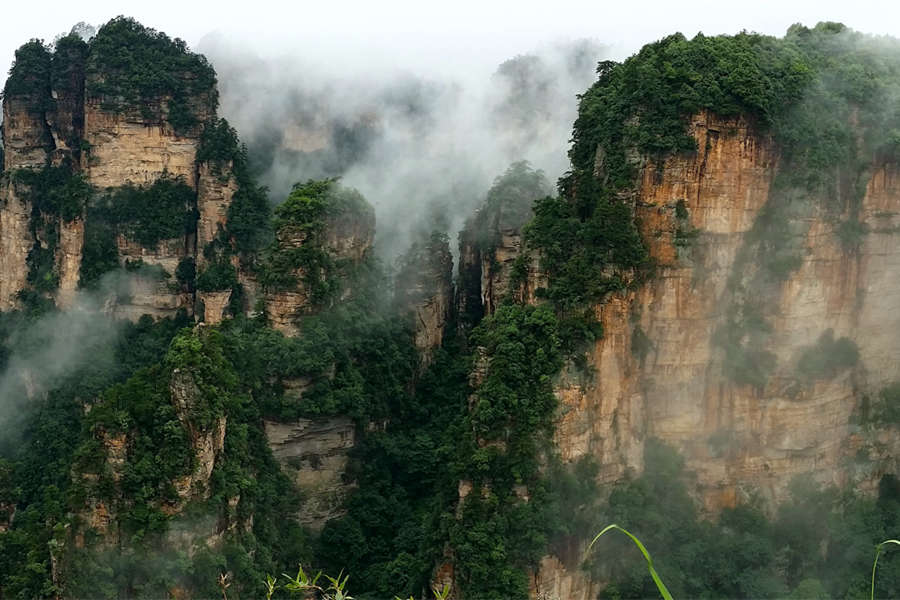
2,39,52,99
257,179,373,305
86,17,217,129
586,440,900,600
6,17,900,600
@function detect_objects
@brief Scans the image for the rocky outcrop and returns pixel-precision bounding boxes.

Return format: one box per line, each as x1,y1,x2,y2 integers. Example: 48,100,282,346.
0,179,31,309
56,218,85,308
170,369,226,503
1,93,52,171
457,165,547,327
558,111,900,509
196,162,238,265
0,38,233,319
396,232,454,361
265,202,375,336
264,417,356,530
81,99,208,189
108,235,192,319
198,289,232,325
530,556,601,600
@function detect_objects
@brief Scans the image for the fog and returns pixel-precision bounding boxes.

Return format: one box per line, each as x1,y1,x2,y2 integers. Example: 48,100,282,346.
201,34,604,259
0,273,133,447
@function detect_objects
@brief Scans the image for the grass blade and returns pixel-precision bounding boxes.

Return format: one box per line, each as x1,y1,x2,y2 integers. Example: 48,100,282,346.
871,539,900,600
588,524,674,600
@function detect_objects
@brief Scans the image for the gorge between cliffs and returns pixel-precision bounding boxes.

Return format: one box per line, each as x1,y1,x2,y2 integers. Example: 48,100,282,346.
2,15,900,600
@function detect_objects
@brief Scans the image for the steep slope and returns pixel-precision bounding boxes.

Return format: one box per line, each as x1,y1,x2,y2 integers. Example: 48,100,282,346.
460,24,900,599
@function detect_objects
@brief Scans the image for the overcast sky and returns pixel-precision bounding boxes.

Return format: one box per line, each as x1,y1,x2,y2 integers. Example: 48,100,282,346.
1,0,899,90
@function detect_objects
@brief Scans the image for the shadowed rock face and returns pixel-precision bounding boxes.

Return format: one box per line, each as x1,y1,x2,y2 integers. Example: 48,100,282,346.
395,232,454,363
264,417,356,530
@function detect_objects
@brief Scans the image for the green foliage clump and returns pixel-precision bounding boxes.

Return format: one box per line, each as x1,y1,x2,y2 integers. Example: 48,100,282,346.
12,165,92,222
579,442,900,600
796,329,860,380
108,175,197,248
466,304,561,463
258,179,373,305
175,257,196,291
50,34,89,100
444,304,563,599
526,190,647,311
458,162,548,327
79,218,118,289
59,324,311,598
196,260,238,292
313,327,467,599
859,383,900,425
0,312,191,597
197,117,245,166
3,39,52,100
79,174,196,288
470,162,549,253
86,17,217,129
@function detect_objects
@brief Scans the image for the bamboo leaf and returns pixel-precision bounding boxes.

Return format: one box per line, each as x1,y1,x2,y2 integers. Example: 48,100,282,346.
871,539,900,600
587,523,674,600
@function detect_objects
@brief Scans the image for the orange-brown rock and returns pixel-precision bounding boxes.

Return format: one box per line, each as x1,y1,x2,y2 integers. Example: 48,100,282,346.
109,235,192,320
1,94,52,170
56,218,85,308
196,161,238,265
0,179,31,309
198,289,232,325
81,102,205,189
512,112,900,595
170,369,227,503
265,202,375,336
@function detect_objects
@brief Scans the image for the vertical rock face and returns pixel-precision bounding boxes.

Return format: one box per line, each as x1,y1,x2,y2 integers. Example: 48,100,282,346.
170,369,227,503
196,162,238,266
396,232,454,360
456,162,549,328
198,290,233,325
1,95,52,171
81,102,204,189
264,417,356,530
110,235,193,319
570,111,900,508
56,218,85,308
553,112,781,496
451,113,900,596
0,180,32,309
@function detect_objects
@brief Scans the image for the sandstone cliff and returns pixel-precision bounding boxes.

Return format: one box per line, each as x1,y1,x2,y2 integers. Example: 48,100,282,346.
518,111,900,599
264,191,375,336
0,33,233,320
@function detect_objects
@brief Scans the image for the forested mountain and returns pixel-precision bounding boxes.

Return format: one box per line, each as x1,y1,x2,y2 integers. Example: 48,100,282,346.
2,17,900,599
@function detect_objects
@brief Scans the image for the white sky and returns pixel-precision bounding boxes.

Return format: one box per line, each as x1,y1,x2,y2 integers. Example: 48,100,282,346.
1,0,899,90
